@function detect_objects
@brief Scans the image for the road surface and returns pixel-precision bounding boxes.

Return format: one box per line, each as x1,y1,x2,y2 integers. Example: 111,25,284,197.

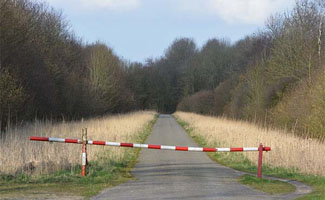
93,115,310,200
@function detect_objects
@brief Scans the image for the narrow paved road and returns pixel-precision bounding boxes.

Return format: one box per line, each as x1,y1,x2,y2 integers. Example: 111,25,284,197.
93,115,308,200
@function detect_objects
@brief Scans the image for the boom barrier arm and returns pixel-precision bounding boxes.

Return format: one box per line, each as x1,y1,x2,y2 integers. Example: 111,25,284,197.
30,135,270,178
30,136,271,152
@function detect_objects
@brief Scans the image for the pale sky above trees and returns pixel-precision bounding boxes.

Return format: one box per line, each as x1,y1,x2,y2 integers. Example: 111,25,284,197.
45,0,295,62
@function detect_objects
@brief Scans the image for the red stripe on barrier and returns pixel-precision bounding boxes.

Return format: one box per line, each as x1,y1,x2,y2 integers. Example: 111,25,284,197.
264,147,271,151
176,146,188,151
203,148,216,152
121,143,133,147
148,144,161,149
30,136,49,141
93,140,106,145
230,147,243,152
65,139,79,143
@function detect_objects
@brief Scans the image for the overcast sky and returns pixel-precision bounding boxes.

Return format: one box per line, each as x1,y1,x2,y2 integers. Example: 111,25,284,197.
45,0,296,63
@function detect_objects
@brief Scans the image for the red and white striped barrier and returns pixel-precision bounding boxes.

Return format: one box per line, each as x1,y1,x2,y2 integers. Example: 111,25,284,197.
30,134,271,178
30,136,271,152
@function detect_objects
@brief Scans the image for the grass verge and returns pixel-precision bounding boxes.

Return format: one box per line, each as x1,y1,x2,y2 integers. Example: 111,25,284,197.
0,114,158,199
239,174,295,194
174,116,325,200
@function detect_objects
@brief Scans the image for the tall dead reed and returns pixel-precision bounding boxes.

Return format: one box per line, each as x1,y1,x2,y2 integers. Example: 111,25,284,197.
0,111,156,175
175,112,325,176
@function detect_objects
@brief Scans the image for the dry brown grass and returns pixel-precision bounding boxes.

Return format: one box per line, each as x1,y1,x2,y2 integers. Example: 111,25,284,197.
175,111,325,176
0,111,156,175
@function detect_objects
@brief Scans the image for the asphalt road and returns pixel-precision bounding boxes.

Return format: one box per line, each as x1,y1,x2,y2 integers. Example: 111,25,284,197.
93,115,310,200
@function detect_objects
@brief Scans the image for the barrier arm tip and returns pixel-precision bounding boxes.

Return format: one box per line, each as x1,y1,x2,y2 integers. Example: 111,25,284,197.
30,136,49,141
264,147,271,151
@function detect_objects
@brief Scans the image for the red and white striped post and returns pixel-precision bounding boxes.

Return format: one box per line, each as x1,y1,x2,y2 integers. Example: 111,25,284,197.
257,143,263,178
81,128,87,177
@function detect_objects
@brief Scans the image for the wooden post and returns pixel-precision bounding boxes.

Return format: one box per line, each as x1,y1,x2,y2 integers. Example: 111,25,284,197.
82,128,87,176
257,143,263,178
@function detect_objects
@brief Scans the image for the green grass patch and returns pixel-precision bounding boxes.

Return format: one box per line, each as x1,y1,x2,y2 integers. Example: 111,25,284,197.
238,174,295,194
174,115,325,200
0,114,158,199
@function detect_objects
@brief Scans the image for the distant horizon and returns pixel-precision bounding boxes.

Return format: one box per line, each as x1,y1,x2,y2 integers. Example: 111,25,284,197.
46,0,295,63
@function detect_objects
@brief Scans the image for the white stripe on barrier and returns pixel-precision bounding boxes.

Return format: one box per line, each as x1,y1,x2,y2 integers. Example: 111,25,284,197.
188,147,203,151
106,142,120,146
217,148,231,152
243,147,258,151
134,144,148,148
82,152,86,165
88,141,93,144
161,145,176,150
49,138,65,142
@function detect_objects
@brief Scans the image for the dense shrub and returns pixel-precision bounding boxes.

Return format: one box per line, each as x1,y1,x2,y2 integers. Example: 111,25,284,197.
177,90,215,115
213,77,238,116
270,67,325,140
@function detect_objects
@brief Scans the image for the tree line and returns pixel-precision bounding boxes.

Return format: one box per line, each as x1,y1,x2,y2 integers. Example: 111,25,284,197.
177,0,325,140
1,0,324,139
0,0,132,131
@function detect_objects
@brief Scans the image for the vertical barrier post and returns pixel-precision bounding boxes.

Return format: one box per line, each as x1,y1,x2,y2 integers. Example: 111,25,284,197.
82,128,87,176
85,128,88,166
257,143,263,178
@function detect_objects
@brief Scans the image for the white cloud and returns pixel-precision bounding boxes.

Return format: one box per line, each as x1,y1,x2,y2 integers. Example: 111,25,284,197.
175,0,295,25
209,0,295,25
46,0,141,12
